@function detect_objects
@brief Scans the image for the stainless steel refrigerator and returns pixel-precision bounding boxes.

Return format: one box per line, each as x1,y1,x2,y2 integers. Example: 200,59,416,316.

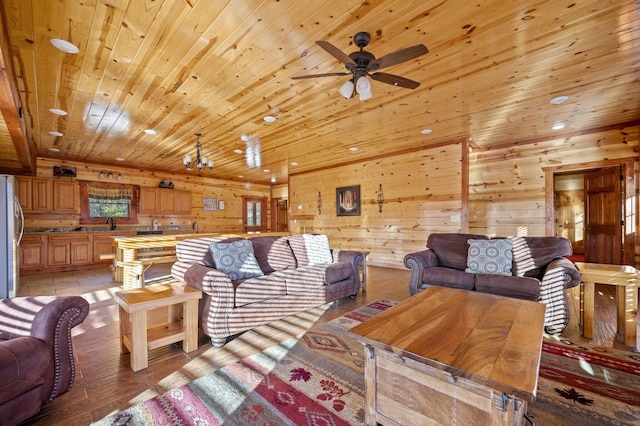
0,175,24,298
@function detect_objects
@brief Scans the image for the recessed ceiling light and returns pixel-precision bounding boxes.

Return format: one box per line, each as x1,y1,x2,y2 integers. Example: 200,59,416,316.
238,175,244,178
144,129,156,135
263,116,276,123
290,162,298,166
234,149,243,154
241,134,249,141
552,123,565,130
263,169,270,173
421,129,433,135
350,147,358,152
48,131,63,137
550,96,569,105
49,108,67,116
48,147,60,152
115,157,125,161
50,38,79,54
271,176,276,183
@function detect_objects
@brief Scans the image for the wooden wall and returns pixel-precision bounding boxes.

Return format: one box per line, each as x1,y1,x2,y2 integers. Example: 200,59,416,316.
290,124,639,269
29,157,271,233
289,144,464,268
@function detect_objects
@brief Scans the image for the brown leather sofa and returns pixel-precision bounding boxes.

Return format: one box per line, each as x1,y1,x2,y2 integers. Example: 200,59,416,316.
172,234,363,347
0,296,89,426
403,233,581,333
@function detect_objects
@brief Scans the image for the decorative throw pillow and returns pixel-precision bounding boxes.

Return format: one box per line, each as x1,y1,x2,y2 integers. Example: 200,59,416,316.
288,234,333,266
209,239,264,281
465,239,513,276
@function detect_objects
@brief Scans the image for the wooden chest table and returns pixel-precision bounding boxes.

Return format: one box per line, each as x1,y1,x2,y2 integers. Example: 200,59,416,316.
347,287,545,426
115,282,202,372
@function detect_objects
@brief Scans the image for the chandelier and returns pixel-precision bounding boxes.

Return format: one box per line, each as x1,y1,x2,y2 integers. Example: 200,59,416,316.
183,132,213,171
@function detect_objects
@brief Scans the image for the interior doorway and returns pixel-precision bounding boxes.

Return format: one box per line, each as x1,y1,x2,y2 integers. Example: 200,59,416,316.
553,166,625,264
271,198,288,232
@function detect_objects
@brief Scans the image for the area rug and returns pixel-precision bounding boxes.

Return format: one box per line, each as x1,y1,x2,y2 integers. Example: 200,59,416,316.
95,299,640,425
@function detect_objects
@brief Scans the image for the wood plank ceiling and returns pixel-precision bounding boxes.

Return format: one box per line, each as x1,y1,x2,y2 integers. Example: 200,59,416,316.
0,0,638,184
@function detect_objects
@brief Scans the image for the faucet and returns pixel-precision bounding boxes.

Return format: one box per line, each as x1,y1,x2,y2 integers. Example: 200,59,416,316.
106,217,116,230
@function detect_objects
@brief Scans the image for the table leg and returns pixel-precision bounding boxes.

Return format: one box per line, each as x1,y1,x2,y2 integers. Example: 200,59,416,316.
183,299,199,353
618,285,638,347
582,281,595,339
129,310,149,372
118,306,130,354
361,255,367,291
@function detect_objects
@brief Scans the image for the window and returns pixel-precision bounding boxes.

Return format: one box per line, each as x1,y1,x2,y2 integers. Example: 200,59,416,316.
80,181,139,225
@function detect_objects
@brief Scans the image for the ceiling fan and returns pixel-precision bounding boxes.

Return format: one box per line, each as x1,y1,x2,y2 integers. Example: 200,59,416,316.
292,32,429,98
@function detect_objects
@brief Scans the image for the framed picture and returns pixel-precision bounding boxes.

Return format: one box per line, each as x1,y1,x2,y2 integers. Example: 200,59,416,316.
336,185,360,216
218,200,226,210
203,196,218,211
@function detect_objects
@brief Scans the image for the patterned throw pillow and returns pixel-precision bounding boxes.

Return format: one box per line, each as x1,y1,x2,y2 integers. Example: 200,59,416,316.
465,239,513,276
209,239,264,281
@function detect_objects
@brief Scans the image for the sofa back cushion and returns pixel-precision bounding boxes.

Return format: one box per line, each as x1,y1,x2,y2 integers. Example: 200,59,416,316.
510,236,573,278
427,233,489,271
250,236,297,274
176,237,241,267
209,239,264,281
288,234,333,266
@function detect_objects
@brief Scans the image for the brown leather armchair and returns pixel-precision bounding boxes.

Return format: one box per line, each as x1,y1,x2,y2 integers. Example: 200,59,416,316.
0,296,89,425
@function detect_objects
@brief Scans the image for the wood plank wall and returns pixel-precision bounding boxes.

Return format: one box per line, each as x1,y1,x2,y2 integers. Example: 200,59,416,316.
290,125,639,269
289,144,464,268
29,157,271,234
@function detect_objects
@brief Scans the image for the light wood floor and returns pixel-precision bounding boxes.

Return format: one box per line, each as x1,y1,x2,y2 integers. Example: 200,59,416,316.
17,264,633,425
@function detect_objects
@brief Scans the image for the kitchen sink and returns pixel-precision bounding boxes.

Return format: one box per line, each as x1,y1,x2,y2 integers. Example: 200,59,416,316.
136,230,163,236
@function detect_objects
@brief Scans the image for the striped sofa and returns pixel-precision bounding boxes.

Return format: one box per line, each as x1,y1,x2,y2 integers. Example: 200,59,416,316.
171,234,363,347
403,233,581,333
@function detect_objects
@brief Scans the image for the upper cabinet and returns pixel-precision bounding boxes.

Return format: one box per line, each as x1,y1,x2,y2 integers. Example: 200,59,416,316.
16,177,79,213
139,188,191,215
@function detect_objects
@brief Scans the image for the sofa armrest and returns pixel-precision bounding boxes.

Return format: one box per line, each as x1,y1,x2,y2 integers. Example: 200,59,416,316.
542,257,581,289
403,249,439,295
0,296,89,403
333,250,364,291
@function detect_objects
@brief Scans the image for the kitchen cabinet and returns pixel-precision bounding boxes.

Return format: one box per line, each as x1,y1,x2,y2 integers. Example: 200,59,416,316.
19,234,46,270
48,233,93,267
139,188,191,215
53,180,79,212
14,177,78,213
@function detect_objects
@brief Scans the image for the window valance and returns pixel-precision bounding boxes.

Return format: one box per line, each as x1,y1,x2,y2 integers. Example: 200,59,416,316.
87,185,133,200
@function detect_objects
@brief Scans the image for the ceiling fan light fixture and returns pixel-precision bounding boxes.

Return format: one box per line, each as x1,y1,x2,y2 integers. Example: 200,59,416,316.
339,80,354,98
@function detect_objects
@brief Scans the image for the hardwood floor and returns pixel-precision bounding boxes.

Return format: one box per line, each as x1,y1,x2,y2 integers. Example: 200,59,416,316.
17,264,633,425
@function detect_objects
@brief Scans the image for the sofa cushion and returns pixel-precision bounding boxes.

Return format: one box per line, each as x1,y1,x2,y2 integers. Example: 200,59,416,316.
427,233,489,271
272,265,334,293
475,274,541,300
209,240,264,281
288,234,333,266
510,236,573,278
465,239,513,276
251,236,297,274
176,237,241,267
234,275,287,307
423,267,476,290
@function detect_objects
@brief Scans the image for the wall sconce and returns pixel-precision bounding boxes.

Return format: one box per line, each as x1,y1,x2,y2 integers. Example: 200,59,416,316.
317,191,322,215
99,170,122,181
377,184,384,213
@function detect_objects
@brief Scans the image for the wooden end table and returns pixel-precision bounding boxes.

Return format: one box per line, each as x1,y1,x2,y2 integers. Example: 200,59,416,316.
348,286,545,426
115,282,202,372
575,262,639,347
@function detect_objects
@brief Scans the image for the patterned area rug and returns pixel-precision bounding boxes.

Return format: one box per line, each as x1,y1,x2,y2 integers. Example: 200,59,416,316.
95,299,640,425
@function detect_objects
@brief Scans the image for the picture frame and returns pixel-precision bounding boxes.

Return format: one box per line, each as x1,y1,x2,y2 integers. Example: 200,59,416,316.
218,200,226,210
203,196,218,212
336,185,360,216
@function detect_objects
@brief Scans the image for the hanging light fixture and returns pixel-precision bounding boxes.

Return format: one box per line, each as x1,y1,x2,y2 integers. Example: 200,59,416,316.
183,132,214,171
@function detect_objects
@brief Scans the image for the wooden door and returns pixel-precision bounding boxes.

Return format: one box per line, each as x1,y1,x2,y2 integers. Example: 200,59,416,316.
271,198,288,232
584,166,623,264
243,197,267,233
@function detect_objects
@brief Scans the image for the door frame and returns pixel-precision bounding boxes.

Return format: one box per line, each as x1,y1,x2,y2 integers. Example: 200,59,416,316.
242,196,267,233
544,157,637,266
271,197,288,232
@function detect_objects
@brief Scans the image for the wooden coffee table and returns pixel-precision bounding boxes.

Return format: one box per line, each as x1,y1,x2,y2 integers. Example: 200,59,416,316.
115,282,202,372
348,287,545,426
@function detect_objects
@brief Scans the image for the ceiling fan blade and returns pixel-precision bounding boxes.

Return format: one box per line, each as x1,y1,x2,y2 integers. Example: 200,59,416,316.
291,72,350,80
316,40,357,67
369,44,429,70
370,72,421,89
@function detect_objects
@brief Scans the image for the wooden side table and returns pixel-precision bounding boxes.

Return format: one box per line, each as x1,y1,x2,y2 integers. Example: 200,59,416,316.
115,282,202,372
575,262,639,347
348,286,545,426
